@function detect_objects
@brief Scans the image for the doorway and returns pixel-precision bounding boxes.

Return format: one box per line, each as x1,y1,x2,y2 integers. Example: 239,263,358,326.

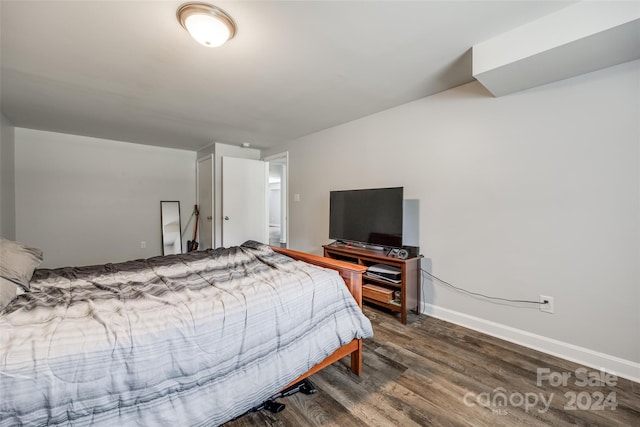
196,155,213,249
264,152,288,248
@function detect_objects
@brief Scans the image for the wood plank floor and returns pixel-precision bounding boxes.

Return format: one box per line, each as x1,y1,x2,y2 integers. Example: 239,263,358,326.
224,307,640,426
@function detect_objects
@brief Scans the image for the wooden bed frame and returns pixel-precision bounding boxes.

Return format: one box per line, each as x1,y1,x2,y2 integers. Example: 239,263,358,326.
272,246,368,386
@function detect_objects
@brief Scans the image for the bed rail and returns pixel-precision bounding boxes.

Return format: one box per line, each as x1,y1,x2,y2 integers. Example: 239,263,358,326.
272,246,366,307
271,246,367,377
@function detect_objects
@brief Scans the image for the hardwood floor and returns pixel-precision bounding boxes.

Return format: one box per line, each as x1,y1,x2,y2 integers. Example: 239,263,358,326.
225,307,640,426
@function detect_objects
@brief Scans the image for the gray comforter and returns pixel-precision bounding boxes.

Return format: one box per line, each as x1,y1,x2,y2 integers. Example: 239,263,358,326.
0,241,373,426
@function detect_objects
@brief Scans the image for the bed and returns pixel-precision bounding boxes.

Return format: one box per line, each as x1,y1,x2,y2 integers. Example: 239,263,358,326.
0,240,372,426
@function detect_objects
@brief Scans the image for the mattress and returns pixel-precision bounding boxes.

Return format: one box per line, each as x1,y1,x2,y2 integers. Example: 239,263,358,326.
0,241,373,426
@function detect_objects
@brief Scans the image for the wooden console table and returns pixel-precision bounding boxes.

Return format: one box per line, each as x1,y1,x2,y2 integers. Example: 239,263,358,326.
323,244,421,324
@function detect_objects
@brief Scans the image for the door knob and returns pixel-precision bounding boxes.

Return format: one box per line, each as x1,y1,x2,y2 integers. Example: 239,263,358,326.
224,216,230,220
206,216,212,221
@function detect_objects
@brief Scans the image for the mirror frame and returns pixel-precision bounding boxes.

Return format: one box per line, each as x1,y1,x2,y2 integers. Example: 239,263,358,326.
160,201,183,255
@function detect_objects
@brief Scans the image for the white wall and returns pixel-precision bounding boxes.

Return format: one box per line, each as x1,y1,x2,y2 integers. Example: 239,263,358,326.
265,60,640,378
15,128,196,268
0,113,16,240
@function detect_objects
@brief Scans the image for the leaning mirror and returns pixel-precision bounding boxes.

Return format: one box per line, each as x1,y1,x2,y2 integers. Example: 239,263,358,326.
161,201,182,255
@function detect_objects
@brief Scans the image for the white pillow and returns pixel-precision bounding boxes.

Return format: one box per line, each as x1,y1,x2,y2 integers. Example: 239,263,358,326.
0,277,17,310
0,238,43,293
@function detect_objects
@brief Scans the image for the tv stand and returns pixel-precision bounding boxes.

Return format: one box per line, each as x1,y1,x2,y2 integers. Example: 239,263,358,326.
323,244,421,324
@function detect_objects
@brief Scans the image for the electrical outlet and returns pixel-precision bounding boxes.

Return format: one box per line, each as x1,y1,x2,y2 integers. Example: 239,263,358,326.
540,295,554,314
140,241,147,249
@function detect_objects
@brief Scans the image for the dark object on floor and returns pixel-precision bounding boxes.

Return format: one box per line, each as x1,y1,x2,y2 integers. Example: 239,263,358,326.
251,378,317,414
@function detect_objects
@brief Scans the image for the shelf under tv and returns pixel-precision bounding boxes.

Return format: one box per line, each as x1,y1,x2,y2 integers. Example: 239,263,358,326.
323,244,421,324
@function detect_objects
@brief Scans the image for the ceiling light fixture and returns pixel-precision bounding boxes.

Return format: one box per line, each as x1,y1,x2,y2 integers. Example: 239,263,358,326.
177,2,237,48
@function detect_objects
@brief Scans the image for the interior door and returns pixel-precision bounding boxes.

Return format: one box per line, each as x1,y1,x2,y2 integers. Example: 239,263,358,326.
221,156,268,247
197,156,213,249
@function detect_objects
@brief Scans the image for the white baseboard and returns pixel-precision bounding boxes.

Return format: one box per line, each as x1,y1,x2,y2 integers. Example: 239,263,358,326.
421,303,640,383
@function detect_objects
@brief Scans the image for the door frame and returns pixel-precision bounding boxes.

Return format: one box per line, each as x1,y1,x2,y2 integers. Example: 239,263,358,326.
263,151,289,248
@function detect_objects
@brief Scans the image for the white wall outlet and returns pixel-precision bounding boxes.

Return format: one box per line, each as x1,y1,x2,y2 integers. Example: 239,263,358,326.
140,241,147,249
294,193,301,202
540,295,554,314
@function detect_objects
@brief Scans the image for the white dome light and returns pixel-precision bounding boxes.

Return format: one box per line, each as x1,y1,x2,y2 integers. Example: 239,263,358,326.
177,3,236,48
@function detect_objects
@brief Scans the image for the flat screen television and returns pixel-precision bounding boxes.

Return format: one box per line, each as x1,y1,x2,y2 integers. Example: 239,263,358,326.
329,187,403,248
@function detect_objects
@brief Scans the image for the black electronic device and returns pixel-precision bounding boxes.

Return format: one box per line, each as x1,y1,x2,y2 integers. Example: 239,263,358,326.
329,187,404,248
387,248,408,259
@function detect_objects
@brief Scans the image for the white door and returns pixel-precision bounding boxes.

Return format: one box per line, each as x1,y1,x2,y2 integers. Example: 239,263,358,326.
222,156,268,247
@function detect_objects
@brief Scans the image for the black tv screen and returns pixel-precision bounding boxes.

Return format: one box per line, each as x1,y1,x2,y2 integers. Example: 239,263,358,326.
329,187,403,248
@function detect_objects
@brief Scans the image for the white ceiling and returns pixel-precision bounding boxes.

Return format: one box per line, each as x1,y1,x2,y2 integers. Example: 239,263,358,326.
1,0,575,152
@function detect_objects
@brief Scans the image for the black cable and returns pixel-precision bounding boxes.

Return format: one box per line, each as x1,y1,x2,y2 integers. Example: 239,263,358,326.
421,269,544,305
